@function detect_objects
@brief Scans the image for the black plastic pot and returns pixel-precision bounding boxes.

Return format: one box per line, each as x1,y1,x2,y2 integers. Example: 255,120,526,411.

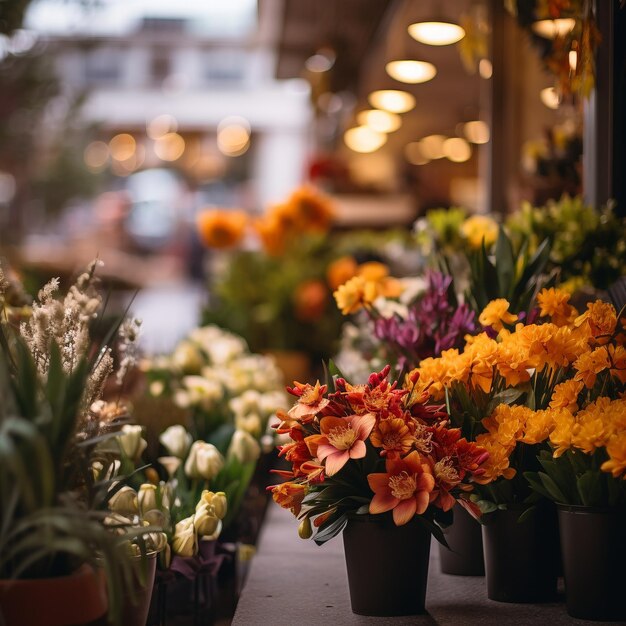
558,505,626,621
482,504,559,603
439,506,485,576
342,514,431,616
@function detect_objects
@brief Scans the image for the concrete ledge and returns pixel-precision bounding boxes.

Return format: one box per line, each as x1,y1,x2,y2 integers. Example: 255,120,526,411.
233,505,613,625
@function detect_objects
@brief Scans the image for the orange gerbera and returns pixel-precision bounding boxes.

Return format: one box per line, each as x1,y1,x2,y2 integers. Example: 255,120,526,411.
287,185,335,232
196,209,247,249
536,287,578,327
316,413,376,475
271,482,307,515
479,299,518,332
368,451,435,525
334,275,376,315
370,417,415,458
255,215,287,255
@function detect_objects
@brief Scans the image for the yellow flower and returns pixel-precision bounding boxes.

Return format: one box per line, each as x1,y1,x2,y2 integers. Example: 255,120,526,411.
536,287,578,327
573,346,610,388
334,275,374,315
549,379,584,413
495,342,531,387
327,256,358,290
196,209,248,249
601,433,626,479
465,333,498,393
549,409,576,457
572,397,613,453
482,404,528,445
520,409,553,445
479,299,518,332
357,262,404,300
473,434,516,484
575,300,617,343
460,214,499,249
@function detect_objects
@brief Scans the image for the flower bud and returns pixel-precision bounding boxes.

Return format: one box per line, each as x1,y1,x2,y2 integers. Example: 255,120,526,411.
143,508,168,529
196,490,227,520
108,486,138,516
235,413,262,438
138,483,158,514
298,516,313,539
117,425,147,462
172,516,197,557
172,341,204,374
147,531,169,553
158,456,181,479
227,429,261,464
159,425,192,459
184,441,224,480
194,503,221,538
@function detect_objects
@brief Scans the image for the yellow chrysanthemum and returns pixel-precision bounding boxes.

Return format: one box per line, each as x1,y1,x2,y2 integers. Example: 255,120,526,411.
601,432,626,479
571,397,612,454
495,342,532,387
549,408,577,457
460,214,499,249
549,379,584,413
575,300,617,344
573,346,610,388
482,404,528,445
519,409,554,445
479,299,518,332
473,434,516,484
536,287,578,327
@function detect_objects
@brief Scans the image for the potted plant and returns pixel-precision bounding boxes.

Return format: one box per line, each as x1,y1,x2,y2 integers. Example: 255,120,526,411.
0,262,161,626
268,365,488,616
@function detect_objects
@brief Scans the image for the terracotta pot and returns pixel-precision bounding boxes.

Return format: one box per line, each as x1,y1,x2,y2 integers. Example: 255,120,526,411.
482,504,559,603
0,564,107,626
439,505,485,576
558,505,626,621
342,514,430,616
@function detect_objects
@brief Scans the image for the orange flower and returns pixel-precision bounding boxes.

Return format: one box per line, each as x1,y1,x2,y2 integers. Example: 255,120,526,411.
609,344,626,384
334,275,376,315
549,408,577,457
287,380,329,422
479,299,518,331
575,300,617,343
573,346,610,388
287,185,335,232
431,457,461,512
255,215,287,255
196,209,247,249
370,418,414,458
271,482,307,516
293,279,328,322
537,287,578,326
601,433,626,479
327,256,358,290
316,413,376,475
550,379,584,413
472,435,516,484
495,343,531,387
519,409,553,445
368,451,435,525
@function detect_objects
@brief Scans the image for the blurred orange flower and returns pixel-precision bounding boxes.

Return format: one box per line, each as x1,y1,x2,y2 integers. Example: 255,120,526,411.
327,256,358,290
478,298,518,331
294,279,328,322
287,185,335,232
196,209,248,249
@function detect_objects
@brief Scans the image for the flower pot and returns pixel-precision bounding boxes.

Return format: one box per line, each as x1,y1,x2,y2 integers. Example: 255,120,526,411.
0,564,107,626
121,551,158,626
438,505,485,576
558,505,626,621
482,504,559,603
342,514,431,616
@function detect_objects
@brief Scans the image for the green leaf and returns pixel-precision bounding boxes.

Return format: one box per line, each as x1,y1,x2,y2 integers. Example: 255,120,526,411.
576,471,602,507
538,472,567,504
313,511,347,545
495,227,515,299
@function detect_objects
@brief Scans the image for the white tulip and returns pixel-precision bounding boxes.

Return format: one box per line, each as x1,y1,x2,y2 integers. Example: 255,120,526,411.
194,503,220,537
138,483,158,514
172,516,197,557
228,429,261,464
235,413,262,438
159,425,192,459
196,490,227,520
117,425,147,461
108,486,138,516
184,441,224,480
158,455,181,479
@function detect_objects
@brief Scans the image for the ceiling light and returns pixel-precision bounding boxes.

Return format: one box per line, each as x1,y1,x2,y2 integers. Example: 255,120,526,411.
154,133,185,161
368,90,416,114
463,120,490,144
408,21,465,46
419,134,447,160
531,18,576,39
217,116,251,157
356,109,402,133
385,60,437,84
109,134,136,161
405,142,430,165
305,47,336,73
479,59,493,79
540,87,561,110
344,126,387,153
443,137,472,162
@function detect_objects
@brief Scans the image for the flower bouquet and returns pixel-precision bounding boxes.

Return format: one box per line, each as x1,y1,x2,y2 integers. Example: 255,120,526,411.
409,287,626,603
269,365,488,615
